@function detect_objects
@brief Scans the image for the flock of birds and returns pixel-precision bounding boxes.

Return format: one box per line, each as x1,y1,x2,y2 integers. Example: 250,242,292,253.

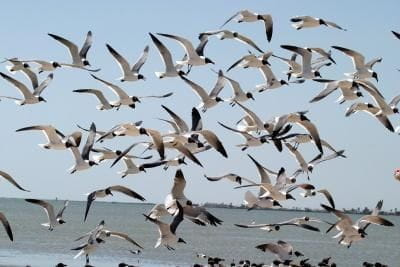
0,9,398,267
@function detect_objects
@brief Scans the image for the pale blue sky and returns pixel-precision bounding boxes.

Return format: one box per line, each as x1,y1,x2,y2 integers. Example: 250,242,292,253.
0,0,399,210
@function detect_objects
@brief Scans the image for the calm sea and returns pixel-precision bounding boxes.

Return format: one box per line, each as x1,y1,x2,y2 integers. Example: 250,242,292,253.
0,198,398,267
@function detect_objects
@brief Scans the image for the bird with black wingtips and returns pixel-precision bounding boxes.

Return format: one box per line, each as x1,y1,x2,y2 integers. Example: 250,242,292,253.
0,170,30,192
48,31,100,71
280,45,322,80
221,10,273,42
25,199,69,231
73,88,114,110
84,185,145,221
106,43,149,82
156,32,215,68
0,72,53,105
256,240,304,265
16,124,79,150
227,52,273,72
143,200,186,250
331,46,380,81
254,65,288,92
290,16,346,31
310,79,363,104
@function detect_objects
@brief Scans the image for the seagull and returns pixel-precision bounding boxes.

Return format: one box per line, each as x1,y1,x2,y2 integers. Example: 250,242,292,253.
96,121,147,142
84,185,146,221
73,89,114,110
0,170,30,192
90,74,172,109
243,190,282,210
331,46,380,81
296,184,336,208
25,199,69,231
256,240,304,265
287,133,345,155
204,173,243,185
355,80,400,116
0,212,13,241
235,218,320,233
255,65,288,92
106,43,149,82
68,122,98,174
280,45,322,80
48,31,100,71
218,122,268,151
16,125,80,150
146,203,169,220
310,79,363,104
290,16,346,31
199,30,264,53
156,33,215,67
271,53,301,81
148,33,185,78
345,102,395,132
227,52,273,72
221,71,255,104
179,71,225,112
16,59,62,73
0,72,53,105
91,147,151,163
221,10,273,42
274,112,323,153
143,200,186,250
322,201,394,248
72,235,105,265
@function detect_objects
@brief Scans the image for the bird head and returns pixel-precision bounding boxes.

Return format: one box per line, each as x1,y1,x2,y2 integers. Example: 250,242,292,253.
372,72,379,82
52,61,62,68
139,127,148,136
38,96,47,103
246,92,255,100
105,188,113,196
137,74,146,81
205,57,215,65
131,96,141,103
178,237,187,244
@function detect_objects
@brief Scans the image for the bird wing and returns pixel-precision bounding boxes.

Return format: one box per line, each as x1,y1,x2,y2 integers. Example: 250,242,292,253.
84,191,97,222
108,231,143,249
261,14,273,42
106,44,132,75
157,33,198,60
149,33,176,73
325,20,346,31
73,89,111,107
81,122,96,160
196,130,228,158
79,31,93,59
170,201,184,234
234,33,264,53
209,70,226,97
0,212,13,241
317,189,335,209
33,73,54,96
161,105,189,133
331,46,365,70
171,141,203,167
0,72,33,99
171,169,186,199
180,75,211,103
108,185,146,201
91,74,130,100
132,45,150,73
146,129,165,159
56,200,69,219
48,33,80,64
0,170,30,192
25,199,56,225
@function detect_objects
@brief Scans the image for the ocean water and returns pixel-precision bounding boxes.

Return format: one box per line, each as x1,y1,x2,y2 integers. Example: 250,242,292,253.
0,198,398,267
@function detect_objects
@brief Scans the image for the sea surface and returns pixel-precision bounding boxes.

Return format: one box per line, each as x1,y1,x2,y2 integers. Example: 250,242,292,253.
0,198,398,267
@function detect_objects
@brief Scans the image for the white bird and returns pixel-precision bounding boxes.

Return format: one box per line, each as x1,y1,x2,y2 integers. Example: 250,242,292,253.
331,46,380,81
322,202,394,248
227,52,273,72
143,200,186,250
157,33,215,68
16,125,80,150
221,10,273,42
355,80,400,115
0,72,53,105
310,79,363,104
290,16,346,31
106,43,149,82
5,58,39,89
179,71,225,112
345,102,395,132
48,31,100,71
25,199,69,231
68,123,98,174
90,74,172,109
84,185,146,221
255,65,288,92
221,72,256,105
199,30,264,53
256,240,304,265
146,204,170,220
149,33,185,78
280,45,322,80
